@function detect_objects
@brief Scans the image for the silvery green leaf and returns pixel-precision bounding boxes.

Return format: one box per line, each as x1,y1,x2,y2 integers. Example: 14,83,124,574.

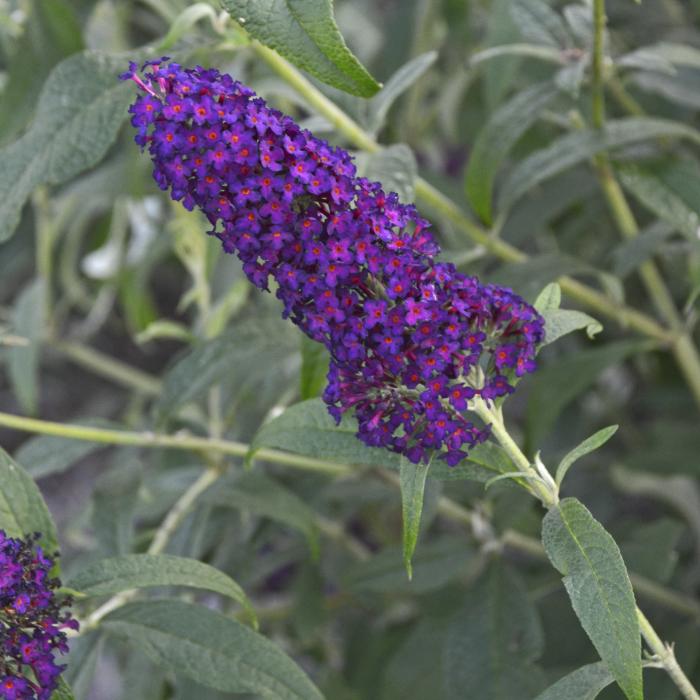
103,600,324,699
542,499,642,700
555,425,618,487
221,0,380,97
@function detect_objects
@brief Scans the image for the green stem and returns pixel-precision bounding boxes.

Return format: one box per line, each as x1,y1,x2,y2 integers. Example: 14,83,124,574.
592,0,607,129
252,42,674,347
472,400,558,508
0,410,351,477
637,609,700,700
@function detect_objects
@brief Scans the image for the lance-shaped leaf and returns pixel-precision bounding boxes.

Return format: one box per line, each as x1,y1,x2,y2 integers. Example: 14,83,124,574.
498,118,700,215
542,498,642,700
618,164,700,240
368,52,437,134
533,662,614,700
222,0,380,97
102,600,324,699
66,554,257,627
510,0,572,48
49,678,76,700
299,335,329,400
0,448,57,552
0,52,134,242
534,282,562,312
443,561,546,699
466,82,559,224
555,425,618,487
203,471,320,557
249,398,401,469
400,457,431,579
7,280,44,414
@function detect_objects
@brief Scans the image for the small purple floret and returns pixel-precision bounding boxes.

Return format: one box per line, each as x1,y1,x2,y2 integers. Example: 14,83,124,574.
122,60,545,466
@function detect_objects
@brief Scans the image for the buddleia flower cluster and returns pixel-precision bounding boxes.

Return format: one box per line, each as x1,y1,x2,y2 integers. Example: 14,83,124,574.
122,59,545,466
0,530,78,700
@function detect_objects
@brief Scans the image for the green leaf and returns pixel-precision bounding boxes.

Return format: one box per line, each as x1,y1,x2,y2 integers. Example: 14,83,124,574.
610,468,700,551
428,441,516,482
540,309,603,345
7,279,45,414
481,0,523,110
0,52,134,242
67,554,257,627
381,617,448,700
102,600,324,699
343,537,474,594
91,462,140,557
498,118,700,216
633,42,700,69
471,43,564,67
159,3,218,50
618,164,700,240
203,278,250,338
361,143,417,203
611,222,675,278
203,472,320,557
157,320,296,418
249,398,401,469
291,563,325,643
555,58,587,98
484,470,542,490
510,0,571,48
300,336,329,400
251,399,514,482
620,518,684,584
0,0,83,145
533,662,614,700
542,498,642,700
563,5,593,47
526,340,649,447
50,678,76,700
534,282,562,312
14,418,117,479
632,69,700,110
489,252,586,299
466,82,559,224
400,457,430,579
444,561,546,699
0,448,57,552
136,320,196,345
368,52,437,134
222,0,380,97
555,425,618,487
64,633,101,700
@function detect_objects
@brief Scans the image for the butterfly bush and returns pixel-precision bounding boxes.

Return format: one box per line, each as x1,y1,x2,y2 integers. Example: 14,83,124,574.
121,60,545,466
0,531,78,700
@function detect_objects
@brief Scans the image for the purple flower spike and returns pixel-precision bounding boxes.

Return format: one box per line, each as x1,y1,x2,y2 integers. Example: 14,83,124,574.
122,60,545,465
0,531,77,700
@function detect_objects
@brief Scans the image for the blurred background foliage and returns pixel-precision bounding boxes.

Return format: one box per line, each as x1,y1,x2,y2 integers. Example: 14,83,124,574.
1,0,700,698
